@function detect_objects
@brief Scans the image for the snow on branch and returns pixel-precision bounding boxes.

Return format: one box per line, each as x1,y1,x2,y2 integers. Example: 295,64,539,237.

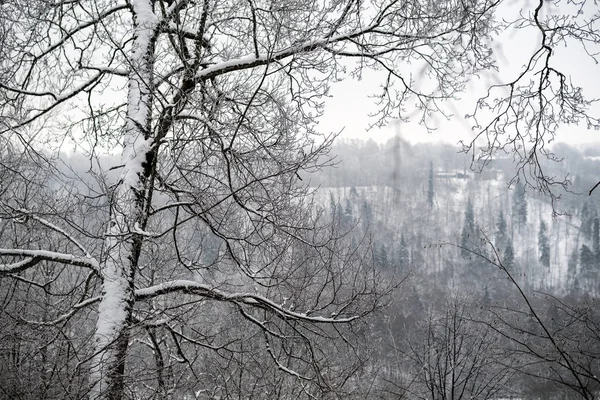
0,82,58,100
31,4,129,63
15,208,96,260
135,280,358,323
0,249,99,275
195,23,379,81
19,296,101,326
80,65,129,77
0,73,104,135
161,24,211,49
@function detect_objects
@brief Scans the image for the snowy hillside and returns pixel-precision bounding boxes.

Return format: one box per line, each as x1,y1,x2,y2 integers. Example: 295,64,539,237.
312,170,589,295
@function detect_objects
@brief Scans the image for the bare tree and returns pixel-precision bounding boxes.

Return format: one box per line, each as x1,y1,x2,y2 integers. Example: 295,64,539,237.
462,0,600,205
390,295,514,400
0,0,595,399
463,233,600,400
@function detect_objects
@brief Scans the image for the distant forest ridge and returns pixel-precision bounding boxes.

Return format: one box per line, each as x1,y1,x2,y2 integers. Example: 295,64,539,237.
307,138,600,297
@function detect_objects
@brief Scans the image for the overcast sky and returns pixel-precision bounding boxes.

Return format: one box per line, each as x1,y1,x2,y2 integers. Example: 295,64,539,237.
317,0,600,147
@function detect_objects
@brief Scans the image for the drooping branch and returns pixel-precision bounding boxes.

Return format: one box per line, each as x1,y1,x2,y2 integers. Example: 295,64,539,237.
9,208,96,259
0,248,99,275
135,279,359,323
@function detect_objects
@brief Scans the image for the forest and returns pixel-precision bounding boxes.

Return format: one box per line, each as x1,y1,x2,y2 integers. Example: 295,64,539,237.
311,138,600,399
1,0,599,399
2,139,600,399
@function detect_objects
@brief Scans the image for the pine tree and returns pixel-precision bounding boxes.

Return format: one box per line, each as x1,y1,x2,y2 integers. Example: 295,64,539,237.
361,200,373,231
460,198,475,257
375,244,390,269
580,244,594,274
398,234,410,271
567,249,578,289
427,161,434,209
343,197,354,228
580,201,595,240
512,182,527,231
349,186,359,200
538,220,550,268
329,192,338,219
593,218,600,266
504,241,515,270
345,198,353,218
496,209,507,248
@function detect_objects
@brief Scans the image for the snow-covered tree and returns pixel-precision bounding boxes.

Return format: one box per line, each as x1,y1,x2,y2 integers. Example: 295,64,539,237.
538,220,550,268
496,209,507,248
427,161,434,209
397,234,410,272
1,0,599,398
460,198,476,257
512,182,527,232
400,296,514,400
504,240,515,271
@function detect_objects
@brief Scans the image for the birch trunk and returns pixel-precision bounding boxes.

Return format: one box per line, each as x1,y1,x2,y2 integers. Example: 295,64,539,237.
89,2,157,398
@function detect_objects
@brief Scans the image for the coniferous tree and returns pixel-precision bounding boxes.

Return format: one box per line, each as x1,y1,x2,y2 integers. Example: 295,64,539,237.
398,234,410,272
329,192,338,219
504,241,515,270
538,220,550,268
580,201,595,240
512,182,527,231
580,244,597,292
427,161,434,209
496,209,507,248
343,197,354,228
349,186,359,201
345,198,353,219
567,249,578,289
460,198,475,257
580,244,595,275
361,199,373,232
378,244,390,269
593,217,600,266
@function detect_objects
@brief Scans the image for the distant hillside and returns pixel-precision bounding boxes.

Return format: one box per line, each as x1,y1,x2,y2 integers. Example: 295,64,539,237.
309,139,600,298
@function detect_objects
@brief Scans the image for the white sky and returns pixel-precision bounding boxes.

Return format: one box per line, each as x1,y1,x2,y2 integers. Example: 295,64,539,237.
317,0,600,147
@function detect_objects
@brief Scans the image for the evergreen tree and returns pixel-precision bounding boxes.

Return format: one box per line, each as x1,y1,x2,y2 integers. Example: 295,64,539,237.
329,192,338,219
580,244,596,292
345,198,353,218
343,197,354,228
580,244,594,274
512,182,527,231
460,198,475,257
580,201,595,240
538,220,550,268
398,234,410,271
593,217,600,264
504,241,515,270
427,161,434,209
349,186,359,201
361,199,373,231
567,249,578,289
496,209,507,248
378,244,389,269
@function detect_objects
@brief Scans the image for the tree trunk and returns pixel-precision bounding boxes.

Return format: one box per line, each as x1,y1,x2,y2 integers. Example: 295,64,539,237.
89,2,157,398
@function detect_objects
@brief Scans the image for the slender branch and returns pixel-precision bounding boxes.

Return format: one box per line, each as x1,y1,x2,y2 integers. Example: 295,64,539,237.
135,279,358,323
0,248,99,274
